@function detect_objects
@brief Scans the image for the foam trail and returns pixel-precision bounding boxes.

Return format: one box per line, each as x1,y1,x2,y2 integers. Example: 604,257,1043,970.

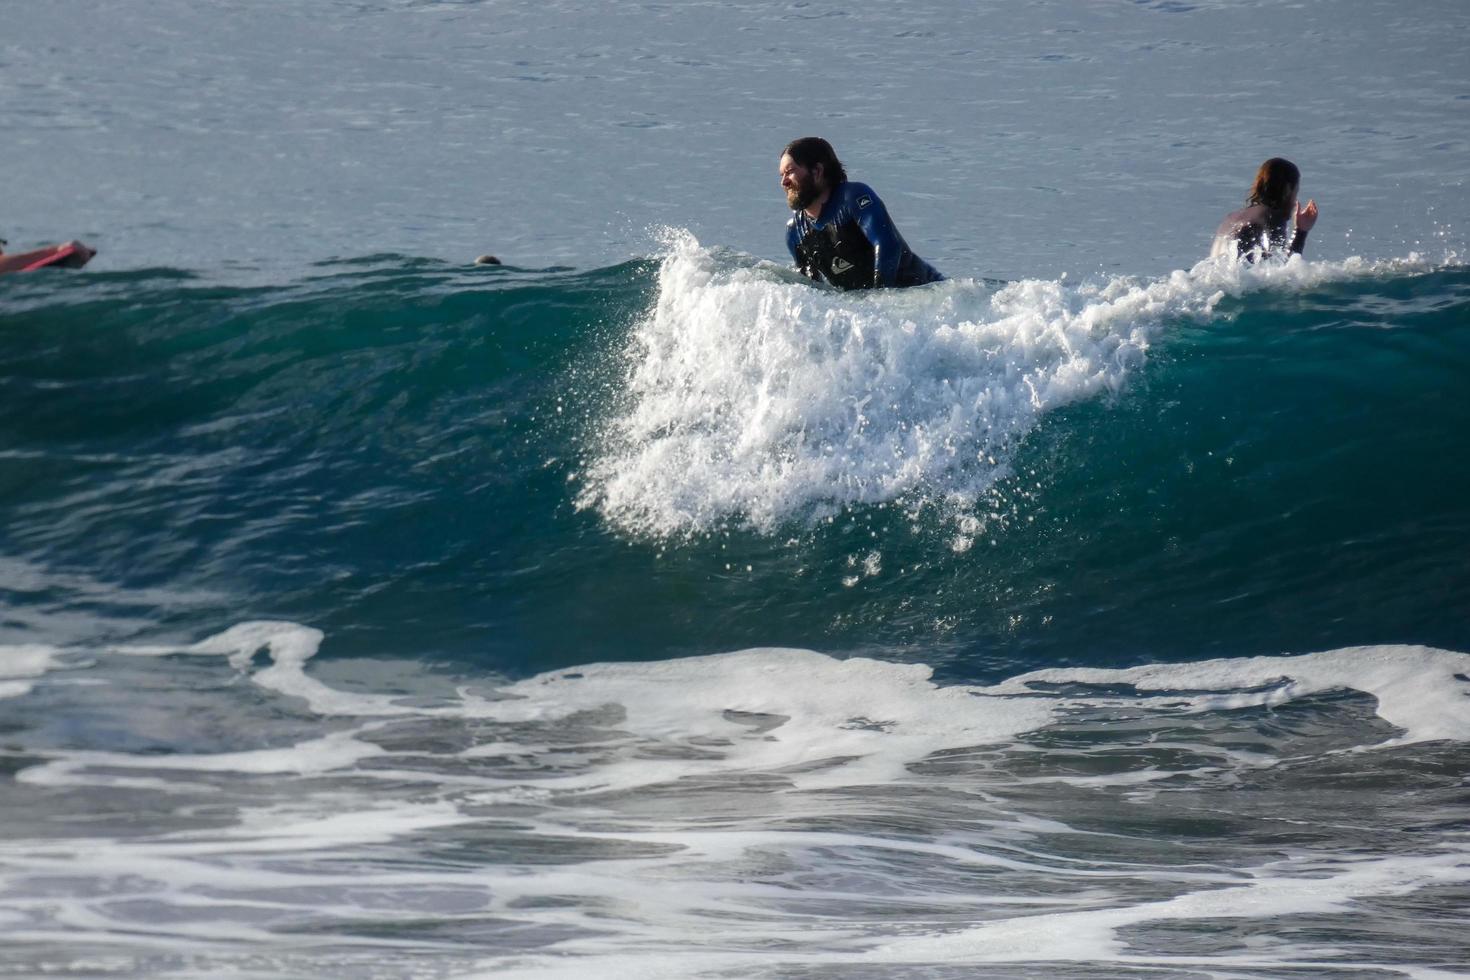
867,850,1470,966
96,626,1470,786
985,644,1470,747
110,620,424,717
473,647,1057,790
102,630,1056,793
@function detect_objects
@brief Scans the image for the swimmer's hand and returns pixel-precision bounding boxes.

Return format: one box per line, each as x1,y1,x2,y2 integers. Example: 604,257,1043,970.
1296,199,1318,234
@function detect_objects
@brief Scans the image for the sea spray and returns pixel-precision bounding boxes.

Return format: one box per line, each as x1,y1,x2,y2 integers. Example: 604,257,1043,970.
575,232,1428,540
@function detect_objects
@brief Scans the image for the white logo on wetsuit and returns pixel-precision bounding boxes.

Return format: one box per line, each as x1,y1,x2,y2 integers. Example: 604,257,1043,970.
830,257,855,274
857,195,872,208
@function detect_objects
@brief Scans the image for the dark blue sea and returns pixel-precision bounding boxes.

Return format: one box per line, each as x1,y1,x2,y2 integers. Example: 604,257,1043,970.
3,2,1469,977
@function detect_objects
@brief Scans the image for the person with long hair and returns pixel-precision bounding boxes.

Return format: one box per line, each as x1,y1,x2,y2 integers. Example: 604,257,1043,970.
780,137,942,289
1211,157,1319,261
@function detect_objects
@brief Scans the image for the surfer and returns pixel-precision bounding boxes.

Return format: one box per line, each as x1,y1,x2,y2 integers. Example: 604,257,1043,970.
1210,157,1319,261
0,238,96,275
780,137,943,289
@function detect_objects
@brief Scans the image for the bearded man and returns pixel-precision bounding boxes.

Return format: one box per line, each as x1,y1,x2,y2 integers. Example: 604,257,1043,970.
780,137,943,290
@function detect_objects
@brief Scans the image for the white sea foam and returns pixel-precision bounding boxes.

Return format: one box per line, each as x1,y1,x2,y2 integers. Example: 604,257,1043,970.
17,729,388,788
577,232,1452,538
472,648,1055,791
111,620,423,717
0,643,64,699
105,626,1054,792
4,625,1469,978
985,643,1470,748
77,624,1470,796
867,849,1470,967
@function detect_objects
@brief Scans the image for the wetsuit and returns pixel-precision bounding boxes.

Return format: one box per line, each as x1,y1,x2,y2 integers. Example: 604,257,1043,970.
786,180,943,290
1210,204,1308,261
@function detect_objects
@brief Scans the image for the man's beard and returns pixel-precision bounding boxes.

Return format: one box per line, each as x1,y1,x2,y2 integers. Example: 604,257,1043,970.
786,177,820,211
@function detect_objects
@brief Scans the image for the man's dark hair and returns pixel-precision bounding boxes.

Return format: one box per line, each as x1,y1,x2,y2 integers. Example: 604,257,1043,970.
1247,157,1301,211
783,137,848,186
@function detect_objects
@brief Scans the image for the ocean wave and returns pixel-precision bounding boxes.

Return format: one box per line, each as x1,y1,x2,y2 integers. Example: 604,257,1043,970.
575,231,1459,539
4,247,1468,669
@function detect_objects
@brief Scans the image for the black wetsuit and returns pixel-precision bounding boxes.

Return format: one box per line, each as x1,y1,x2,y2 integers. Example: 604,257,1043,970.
1211,204,1308,261
786,180,943,290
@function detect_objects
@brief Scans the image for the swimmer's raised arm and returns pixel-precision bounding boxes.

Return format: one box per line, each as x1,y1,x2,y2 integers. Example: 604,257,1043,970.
1290,199,1318,254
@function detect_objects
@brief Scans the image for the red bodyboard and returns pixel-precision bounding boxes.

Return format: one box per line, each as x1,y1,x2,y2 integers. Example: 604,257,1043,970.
20,244,83,271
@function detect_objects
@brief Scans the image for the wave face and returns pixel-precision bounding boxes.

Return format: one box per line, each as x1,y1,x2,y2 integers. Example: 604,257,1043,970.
5,242,1469,673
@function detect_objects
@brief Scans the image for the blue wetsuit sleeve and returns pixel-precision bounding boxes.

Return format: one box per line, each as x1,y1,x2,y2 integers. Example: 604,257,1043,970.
849,185,904,287
785,220,802,266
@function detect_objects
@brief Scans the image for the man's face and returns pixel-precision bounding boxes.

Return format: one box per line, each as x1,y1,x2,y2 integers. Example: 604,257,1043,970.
779,154,823,211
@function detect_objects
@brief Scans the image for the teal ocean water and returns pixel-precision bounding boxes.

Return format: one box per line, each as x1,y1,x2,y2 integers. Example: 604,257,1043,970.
6,248,1470,674
4,1,1470,977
